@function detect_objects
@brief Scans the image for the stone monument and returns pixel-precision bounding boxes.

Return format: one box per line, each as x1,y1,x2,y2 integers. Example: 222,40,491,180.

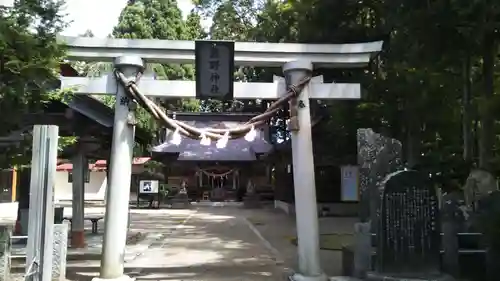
463,169,498,211
367,170,453,281
171,181,191,208
349,128,403,278
244,179,261,208
472,191,500,281
357,128,404,223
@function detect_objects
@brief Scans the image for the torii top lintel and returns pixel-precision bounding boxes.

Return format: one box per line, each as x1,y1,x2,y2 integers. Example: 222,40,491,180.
59,36,383,68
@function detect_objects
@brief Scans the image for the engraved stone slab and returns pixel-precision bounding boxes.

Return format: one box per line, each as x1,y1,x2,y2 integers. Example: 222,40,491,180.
377,170,440,273
0,226,11,281
357,128,403,223
52,224,68,281
367,170,452,281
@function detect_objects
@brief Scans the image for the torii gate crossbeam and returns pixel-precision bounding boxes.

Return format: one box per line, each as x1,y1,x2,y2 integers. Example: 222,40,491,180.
60,36,382,67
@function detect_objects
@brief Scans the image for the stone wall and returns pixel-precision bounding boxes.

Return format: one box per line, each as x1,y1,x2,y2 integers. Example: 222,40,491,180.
0,226,11,281
7,223,68,281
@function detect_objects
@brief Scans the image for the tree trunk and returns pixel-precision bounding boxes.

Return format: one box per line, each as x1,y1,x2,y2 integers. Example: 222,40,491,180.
478,32,495,170
462,53,473,162
405,92,421,168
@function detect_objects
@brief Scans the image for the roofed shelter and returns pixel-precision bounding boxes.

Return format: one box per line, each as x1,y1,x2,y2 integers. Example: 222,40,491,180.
0,63,151,200
151,112,273,201
2,63,151,248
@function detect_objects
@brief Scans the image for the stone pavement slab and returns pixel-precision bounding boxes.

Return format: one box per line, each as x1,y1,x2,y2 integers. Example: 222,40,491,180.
126,206,287,280
66,206,287,280
9,204,359,280
238,205,357,277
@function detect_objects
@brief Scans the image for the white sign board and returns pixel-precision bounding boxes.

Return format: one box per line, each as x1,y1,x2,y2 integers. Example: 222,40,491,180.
340,165,359,202
139,180,159,194
0,202,18,225
0,0,14,8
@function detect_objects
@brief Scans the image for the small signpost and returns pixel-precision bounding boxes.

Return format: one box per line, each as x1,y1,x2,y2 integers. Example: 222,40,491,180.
195,40,235,100
341,165,359,202
139,180,159,194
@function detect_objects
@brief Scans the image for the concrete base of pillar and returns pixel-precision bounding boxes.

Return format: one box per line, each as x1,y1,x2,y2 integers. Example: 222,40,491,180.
70,230,85,248
92,276,135,281
289,273,328,281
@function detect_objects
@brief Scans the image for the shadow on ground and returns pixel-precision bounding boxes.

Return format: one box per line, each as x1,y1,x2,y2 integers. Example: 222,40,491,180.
66,264,283,281
60,206,288,281
241,206,358,276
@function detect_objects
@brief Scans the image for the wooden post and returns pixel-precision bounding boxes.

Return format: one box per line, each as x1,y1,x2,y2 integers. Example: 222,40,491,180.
10,168,17,202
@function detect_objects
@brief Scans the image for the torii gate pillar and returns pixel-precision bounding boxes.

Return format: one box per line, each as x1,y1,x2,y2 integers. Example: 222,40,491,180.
284,61,327,281
94,56,143,281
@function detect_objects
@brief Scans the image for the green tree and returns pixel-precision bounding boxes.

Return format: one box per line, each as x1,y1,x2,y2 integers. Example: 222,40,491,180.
113,0,188,79
111,0,205,152
223,0,500,176
209,1,253,41
81,0,207,123
185,11,207,40
0,0,68,168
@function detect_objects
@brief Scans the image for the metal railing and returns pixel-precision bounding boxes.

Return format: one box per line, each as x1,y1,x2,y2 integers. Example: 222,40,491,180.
10,235,32,280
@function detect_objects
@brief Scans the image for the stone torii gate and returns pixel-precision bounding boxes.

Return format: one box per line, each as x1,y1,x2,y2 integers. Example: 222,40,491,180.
60,36,382,281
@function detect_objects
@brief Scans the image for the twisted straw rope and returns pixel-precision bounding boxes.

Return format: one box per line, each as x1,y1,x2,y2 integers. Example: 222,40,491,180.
114,70,310,140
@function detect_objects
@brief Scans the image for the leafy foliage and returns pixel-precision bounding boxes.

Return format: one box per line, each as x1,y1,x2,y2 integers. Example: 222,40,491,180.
3,0,498,176
197,0,500,178
73,0,209,156
0,0,69,168
112,0,209,153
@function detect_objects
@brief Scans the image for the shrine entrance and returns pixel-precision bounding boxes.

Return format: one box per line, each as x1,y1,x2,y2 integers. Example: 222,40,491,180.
197,166,239,190
196,166,239,201
59,35,382,281
149,112,270,202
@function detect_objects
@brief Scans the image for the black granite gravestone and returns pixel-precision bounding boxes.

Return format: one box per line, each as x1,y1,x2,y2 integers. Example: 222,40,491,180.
367,170,453,281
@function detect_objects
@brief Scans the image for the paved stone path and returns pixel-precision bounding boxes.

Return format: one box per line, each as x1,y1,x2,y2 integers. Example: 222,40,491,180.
238,205,357,277
66,206,287,281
